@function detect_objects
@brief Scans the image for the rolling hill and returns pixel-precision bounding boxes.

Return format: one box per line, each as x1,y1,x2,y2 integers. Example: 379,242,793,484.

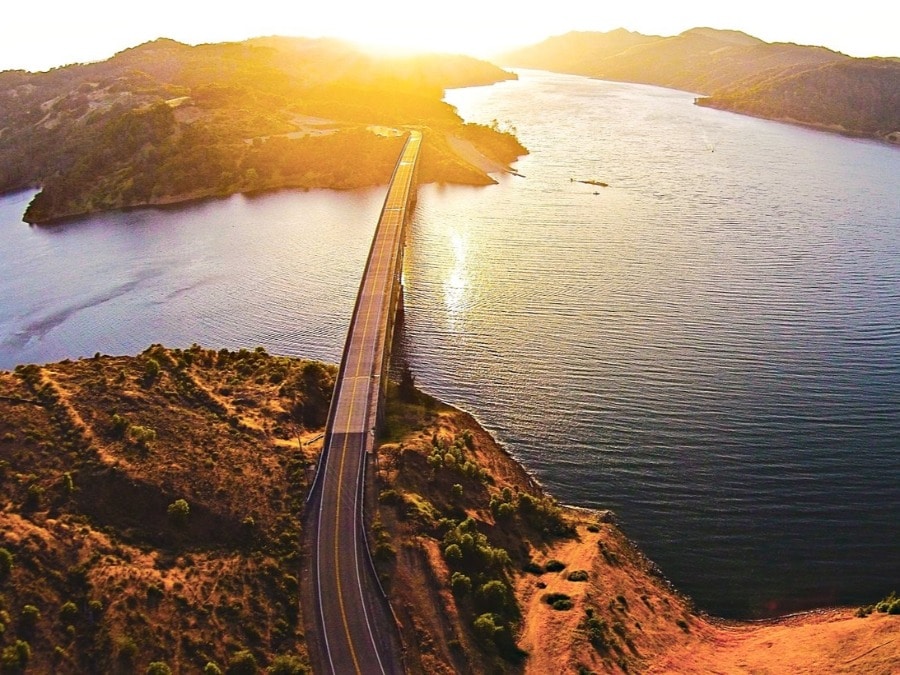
500,28,900,143
0,38,524,224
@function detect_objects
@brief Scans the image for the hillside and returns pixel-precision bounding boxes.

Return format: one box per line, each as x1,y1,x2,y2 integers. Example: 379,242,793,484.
499,28,899,143
1,348,896,673
0,38,525,224
698,58,900,139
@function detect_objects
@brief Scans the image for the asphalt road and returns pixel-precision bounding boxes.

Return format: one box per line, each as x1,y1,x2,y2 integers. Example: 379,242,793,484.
307,130,422,675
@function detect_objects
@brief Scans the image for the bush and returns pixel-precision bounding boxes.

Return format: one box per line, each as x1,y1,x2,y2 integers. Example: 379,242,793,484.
475,580,513,613
143,358,161,383
24,484,43,511
542,592,573,611
146,663,172,675
129,424,157,449
204,663,223,675
167,499,190,526
567,570,589,582
268,654,308,674
0,640,30,671
19,605,40,630
544,559,566,572
875,591,898,614
522,561,543,575
110,413,130,439
583,609,610,651
471,612,526,662
227,650,258,675
0,549,11,581
59,601,79,622
450,572,472,597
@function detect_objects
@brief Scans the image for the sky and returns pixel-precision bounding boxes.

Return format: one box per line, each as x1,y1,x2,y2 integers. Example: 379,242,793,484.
1,0,898,72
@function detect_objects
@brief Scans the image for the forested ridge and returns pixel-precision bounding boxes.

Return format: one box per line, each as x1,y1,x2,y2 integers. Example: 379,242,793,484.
0,38,524,224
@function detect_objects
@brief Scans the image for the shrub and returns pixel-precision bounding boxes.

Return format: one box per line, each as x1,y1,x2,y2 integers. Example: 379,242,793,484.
450,572,472,597
471,612,526,662
24,484,43,511
143,358,161,383
19,605,40,630
542,592,573,611
0,549,11,581
875,591,898,613
0,640,30,671
583,609,610,651
522,561,543,575
544,559,566,572
167,499,190,526
129,425,157,449
268,654,308,674
110,413,130,439
378,489,401,505
567,570,589,582
146,663,172,675
59,601,79,622
227,650,258,675
204,663,223,675
475,580,513,613
116,636,138,665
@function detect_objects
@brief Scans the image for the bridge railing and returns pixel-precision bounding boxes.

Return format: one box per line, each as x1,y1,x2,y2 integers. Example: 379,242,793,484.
306,130,420,504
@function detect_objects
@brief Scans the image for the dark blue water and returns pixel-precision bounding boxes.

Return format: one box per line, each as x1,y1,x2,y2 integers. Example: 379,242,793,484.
1,70,898,618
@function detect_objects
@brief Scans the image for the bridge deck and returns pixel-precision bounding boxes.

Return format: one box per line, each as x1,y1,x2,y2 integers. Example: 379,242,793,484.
308,130,422,675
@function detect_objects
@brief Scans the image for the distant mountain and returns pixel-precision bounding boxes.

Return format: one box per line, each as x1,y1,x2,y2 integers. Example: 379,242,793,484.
500,28,659,74
0,37,523,223
499,28,899,143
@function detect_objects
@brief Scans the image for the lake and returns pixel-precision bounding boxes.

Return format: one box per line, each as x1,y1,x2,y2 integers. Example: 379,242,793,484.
1,69,898,618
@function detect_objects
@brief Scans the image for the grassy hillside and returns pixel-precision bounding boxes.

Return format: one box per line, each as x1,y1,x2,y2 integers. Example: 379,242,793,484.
0,38,525,224
1,349,896,673
0,346,329,673
698,58,900,138
499,28,899,144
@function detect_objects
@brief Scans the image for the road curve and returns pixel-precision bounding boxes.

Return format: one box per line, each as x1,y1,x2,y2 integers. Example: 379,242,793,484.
306,130,422,675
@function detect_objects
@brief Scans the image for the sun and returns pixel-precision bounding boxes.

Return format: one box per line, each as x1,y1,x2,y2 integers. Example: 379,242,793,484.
317,13,520,58
273,1,546,59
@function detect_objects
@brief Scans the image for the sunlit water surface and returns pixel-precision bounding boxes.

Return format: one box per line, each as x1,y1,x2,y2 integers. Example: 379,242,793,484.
1,70,898,618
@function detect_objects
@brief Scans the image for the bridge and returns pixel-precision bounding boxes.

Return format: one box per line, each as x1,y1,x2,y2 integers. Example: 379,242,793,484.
304,130,422,674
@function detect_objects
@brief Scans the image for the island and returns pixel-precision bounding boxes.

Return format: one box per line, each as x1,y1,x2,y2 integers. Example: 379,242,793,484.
0,346,896,673
0,38,526,225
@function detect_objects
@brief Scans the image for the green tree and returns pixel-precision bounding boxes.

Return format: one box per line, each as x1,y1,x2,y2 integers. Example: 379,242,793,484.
167,499,190,527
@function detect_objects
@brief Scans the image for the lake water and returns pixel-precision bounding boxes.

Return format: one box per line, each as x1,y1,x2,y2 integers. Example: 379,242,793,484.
1,70,898,618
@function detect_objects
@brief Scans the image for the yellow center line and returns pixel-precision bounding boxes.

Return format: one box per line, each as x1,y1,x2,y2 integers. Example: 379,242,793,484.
333,148,409,672
326,132,419,674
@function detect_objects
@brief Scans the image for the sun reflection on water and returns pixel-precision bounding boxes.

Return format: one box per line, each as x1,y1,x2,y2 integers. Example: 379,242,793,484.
443,230,468,328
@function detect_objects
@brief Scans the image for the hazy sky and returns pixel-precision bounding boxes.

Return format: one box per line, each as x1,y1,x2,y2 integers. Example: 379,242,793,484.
2,0,898,72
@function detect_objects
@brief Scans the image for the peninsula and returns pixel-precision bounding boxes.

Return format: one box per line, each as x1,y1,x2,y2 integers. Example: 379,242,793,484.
0,347,895,673
0,38,525,224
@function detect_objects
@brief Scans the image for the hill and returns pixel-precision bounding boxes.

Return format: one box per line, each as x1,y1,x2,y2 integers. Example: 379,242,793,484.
1,348,896,673
499,28,899,144
0,38,525,224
